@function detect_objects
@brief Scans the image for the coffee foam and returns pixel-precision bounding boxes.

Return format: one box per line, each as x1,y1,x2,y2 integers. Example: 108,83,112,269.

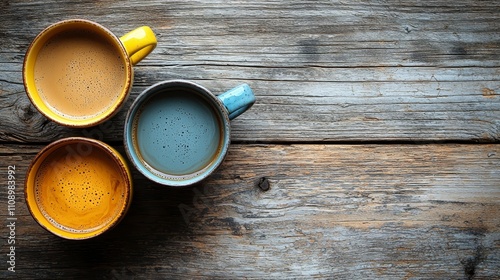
34,28,126,120
131,87,226,181
34,144,126,233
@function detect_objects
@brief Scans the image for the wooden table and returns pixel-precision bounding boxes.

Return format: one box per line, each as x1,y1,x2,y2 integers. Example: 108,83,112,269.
1,1,499,279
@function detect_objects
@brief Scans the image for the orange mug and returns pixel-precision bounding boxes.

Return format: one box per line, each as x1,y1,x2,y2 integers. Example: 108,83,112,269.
25,137,133,239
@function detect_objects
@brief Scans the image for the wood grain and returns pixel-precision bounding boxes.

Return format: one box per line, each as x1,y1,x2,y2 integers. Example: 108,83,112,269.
0,1,499,279
0,144,498,279
0,0,499,143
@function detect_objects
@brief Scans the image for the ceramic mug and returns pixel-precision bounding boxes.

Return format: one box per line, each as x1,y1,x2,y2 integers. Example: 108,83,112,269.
25,137,133,239
124,80,255,187
23,19,157,127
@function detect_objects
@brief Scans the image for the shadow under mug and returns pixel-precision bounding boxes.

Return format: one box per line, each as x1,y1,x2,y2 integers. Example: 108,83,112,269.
23,19,157,128
124,80,256,187
25,137,133,240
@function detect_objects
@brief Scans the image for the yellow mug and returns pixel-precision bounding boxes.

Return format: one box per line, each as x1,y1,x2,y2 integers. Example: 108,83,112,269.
25,137,133,240
23,19,157,127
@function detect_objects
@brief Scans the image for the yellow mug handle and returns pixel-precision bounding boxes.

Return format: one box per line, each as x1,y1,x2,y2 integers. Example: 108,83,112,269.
120,26,157,65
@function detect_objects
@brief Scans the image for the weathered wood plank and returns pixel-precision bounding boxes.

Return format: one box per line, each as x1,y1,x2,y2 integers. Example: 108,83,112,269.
1,1,499,280
0,144,498,279
1,0,499,143
1,67,499,143
2,0,500,67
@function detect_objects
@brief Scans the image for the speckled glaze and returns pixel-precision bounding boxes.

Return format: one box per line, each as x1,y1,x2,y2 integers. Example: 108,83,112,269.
124,80,255,187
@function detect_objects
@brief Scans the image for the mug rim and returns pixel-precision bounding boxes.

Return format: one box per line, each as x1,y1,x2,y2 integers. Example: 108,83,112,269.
124,80,231,187
22,19,133,128
24,137,133,240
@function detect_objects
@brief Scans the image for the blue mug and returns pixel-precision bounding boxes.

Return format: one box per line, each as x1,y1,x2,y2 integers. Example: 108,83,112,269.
124,80,255,186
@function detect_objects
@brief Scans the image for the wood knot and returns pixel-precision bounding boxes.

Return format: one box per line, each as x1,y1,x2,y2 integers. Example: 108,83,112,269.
257,177,270,191
461,245,485,280
482,87,497,98
16,101,37,122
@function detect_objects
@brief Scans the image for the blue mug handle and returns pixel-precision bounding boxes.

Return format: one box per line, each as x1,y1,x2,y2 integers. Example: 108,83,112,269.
217,84,256,120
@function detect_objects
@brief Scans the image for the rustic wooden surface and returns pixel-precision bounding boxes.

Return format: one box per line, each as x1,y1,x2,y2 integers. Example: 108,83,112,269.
0,0,499,279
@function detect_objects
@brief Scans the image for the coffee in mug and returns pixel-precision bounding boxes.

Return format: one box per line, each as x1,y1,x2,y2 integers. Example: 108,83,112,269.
25,137,133,239
23,19,157,127
34,28,126,120
124,80,255,187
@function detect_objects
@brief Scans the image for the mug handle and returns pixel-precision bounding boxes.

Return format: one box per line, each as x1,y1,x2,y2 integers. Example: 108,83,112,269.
119,26,157,65
218,84,256,120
